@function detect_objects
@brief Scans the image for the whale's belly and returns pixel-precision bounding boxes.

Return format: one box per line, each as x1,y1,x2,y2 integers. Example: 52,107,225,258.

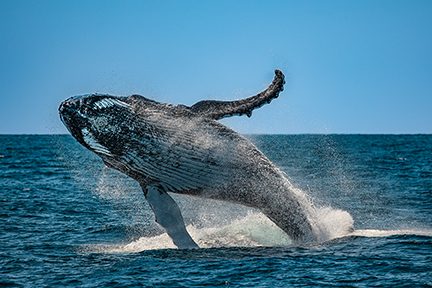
110,116,279,202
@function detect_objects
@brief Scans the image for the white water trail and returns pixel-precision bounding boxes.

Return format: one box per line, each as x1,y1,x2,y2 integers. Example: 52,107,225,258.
80,206,432,254
81,212,292,253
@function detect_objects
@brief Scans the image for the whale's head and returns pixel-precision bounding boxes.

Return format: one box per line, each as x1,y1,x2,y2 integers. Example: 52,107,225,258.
59,94,137,159
58,93,221,184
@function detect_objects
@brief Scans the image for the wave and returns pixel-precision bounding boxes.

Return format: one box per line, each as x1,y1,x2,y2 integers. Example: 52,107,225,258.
347,228,432,238
80,210,432,254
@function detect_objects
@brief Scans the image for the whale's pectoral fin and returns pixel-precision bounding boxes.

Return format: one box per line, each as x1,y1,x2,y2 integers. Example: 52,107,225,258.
190,70,285,120
142,184,199,249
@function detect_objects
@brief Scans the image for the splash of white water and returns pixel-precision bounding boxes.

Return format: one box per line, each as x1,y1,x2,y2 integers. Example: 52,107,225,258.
80,206,431,254
81,212,291,253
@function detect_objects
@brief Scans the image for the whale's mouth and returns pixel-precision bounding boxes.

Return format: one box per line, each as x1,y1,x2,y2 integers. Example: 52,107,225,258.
59,96,91,149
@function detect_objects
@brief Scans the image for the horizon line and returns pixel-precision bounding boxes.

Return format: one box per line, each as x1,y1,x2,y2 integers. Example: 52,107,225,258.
1,133,431,136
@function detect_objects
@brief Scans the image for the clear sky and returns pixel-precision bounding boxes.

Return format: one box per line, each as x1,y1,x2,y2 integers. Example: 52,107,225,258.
0,0,431,134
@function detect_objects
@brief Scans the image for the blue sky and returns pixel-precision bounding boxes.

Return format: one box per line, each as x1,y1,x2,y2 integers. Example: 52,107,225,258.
0,0,431,134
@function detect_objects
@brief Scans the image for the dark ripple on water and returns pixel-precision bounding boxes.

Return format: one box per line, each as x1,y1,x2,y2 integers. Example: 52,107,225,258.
1,135,431,287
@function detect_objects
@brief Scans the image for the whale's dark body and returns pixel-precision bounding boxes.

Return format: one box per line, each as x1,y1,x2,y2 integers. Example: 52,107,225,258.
59,70,319,248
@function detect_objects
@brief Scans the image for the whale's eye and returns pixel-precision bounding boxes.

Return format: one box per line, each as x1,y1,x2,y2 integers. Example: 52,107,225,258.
80,104,93,115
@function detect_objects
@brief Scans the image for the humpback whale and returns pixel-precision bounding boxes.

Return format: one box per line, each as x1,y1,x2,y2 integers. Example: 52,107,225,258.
59,70,320,248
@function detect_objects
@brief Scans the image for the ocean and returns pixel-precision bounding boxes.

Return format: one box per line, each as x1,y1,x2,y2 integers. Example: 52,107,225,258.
1,134,431,287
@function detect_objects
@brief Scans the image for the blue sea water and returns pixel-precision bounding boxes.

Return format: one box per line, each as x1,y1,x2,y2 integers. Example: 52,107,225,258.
1,134,431,287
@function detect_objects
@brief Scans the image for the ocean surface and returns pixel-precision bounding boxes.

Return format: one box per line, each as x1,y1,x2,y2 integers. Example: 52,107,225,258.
1,134,431,287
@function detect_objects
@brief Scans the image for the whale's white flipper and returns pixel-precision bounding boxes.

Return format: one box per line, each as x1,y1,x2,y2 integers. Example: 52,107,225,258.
143,185,198,249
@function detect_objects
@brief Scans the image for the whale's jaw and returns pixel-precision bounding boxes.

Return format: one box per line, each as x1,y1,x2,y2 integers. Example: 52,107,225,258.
59,94,134,159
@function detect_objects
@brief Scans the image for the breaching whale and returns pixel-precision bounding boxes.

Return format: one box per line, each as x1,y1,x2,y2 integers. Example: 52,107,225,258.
59,70,320,248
